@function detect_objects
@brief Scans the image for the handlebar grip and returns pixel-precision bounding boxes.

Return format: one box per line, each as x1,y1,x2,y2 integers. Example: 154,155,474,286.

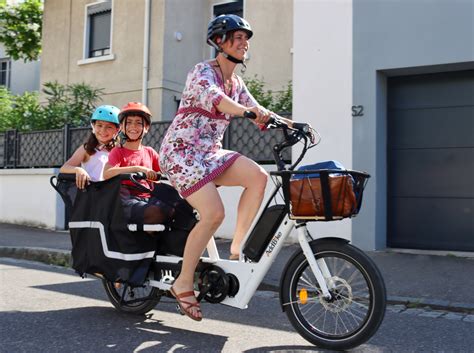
120,172,147,181
292,122,309,133
243,110,257,120
134,172,147,180
57,173,77,182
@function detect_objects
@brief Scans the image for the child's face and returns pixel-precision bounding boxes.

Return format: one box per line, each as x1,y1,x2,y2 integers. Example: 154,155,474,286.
124,115,149,139
92,120,119,144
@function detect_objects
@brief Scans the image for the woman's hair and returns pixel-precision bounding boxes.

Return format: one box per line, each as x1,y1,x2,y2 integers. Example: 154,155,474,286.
83,130,117,155
215,31,237,46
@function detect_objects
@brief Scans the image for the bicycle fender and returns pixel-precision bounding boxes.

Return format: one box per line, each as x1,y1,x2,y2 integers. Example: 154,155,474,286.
278,237,350,311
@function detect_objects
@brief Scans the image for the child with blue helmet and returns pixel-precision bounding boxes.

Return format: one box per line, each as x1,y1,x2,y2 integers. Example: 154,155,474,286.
60,105,120,189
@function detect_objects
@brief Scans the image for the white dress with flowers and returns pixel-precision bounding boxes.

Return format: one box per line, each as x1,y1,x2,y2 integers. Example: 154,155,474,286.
159,61,259,198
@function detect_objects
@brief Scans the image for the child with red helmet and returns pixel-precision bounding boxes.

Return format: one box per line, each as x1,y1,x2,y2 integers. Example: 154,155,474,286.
60,105,120,189
103,102,172,225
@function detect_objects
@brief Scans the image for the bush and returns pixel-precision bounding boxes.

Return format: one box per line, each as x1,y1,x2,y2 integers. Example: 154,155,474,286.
243,75,292,113
0,87,14,131
0,82,103,132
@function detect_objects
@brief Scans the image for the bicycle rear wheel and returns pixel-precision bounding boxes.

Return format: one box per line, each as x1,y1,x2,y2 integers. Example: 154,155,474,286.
102,279,161,315
280,240,386,350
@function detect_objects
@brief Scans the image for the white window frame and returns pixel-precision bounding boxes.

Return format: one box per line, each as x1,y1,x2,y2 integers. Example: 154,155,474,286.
0,58,11,88
78,0,115,66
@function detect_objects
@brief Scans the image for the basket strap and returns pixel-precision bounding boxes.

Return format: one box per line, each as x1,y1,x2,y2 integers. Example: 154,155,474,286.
319,172,333,221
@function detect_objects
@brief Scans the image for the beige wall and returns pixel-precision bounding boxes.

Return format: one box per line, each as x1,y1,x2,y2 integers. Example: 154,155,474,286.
203,0,294,93
41,0,72,85
41,0,293,121
160,0,208,120
243,0,293,92
41,0,166,117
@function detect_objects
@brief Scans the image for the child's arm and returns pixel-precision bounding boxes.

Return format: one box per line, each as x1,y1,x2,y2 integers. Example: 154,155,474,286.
59,145,90,189
103,163,159,181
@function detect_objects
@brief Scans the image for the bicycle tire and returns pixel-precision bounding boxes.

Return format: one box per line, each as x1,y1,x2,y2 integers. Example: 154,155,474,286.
280,240,386,350
102,279,161,315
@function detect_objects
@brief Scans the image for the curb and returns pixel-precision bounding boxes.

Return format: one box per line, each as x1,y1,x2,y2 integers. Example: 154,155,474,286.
0,246,71,267
2,246,474,314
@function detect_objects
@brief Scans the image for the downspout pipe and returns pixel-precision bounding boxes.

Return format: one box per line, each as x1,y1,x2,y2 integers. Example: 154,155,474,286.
142,0,151,105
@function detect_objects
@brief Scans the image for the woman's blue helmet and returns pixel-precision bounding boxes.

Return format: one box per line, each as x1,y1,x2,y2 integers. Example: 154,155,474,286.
91,105,120,126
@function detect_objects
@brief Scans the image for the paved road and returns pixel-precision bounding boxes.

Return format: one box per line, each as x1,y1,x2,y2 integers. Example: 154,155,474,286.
1,257,474,352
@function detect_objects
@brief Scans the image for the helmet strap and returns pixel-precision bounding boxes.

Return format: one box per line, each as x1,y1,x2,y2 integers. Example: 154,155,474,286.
210,37,247,67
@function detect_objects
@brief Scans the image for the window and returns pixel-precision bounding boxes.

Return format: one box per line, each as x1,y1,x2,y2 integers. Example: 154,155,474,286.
89,9,111,58
79,1,114,65
214,0,243,18
0,59,10,88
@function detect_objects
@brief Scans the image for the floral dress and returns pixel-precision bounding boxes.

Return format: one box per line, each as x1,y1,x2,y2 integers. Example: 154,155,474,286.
159,61,259,198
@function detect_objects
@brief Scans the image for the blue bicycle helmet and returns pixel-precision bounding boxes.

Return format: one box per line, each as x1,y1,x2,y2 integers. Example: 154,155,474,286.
91,105,120,126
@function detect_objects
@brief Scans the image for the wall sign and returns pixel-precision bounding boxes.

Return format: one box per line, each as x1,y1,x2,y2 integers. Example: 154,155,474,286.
351,105,364,117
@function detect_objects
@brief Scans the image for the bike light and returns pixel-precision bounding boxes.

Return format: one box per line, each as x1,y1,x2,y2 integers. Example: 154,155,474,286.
299,288,308,305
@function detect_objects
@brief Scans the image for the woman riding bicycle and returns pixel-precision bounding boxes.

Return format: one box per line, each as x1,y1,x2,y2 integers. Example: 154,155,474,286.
159,14,294,321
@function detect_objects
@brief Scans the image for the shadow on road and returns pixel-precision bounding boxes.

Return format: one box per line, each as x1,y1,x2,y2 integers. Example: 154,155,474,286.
0,306,228,352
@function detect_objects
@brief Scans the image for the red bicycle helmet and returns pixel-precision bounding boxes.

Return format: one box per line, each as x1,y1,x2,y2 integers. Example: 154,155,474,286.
118,102,152,125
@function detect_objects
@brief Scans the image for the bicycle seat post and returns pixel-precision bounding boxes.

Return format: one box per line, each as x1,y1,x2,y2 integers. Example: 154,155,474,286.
206,237,220,261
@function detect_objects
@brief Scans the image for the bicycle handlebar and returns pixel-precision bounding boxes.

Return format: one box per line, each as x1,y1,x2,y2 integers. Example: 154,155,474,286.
236,109,320,171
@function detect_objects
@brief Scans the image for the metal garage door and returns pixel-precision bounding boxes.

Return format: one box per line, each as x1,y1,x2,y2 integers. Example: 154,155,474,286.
387,70,474,251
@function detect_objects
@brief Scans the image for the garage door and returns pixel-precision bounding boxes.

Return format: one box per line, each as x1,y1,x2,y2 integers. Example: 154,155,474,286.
387,70,474,251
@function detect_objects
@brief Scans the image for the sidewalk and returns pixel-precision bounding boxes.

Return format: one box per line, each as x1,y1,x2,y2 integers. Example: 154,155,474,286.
1,222,474,313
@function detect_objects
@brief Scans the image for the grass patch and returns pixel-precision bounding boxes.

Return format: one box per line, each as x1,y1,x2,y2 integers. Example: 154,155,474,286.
406,301,422,309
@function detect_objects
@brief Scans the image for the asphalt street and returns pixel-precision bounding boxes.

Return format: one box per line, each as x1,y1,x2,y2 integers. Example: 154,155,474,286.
1,257,474,352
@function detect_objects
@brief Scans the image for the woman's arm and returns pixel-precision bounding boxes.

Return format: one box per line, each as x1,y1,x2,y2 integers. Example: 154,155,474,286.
216,96,269,125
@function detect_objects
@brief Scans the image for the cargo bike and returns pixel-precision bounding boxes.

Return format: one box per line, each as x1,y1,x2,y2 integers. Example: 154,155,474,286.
51,113,386,350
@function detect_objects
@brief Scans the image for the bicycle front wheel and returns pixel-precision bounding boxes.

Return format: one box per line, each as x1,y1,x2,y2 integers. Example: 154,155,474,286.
280,240,386,350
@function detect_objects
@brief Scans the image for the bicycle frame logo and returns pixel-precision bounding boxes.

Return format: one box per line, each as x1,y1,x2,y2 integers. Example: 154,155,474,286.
265,231,283,256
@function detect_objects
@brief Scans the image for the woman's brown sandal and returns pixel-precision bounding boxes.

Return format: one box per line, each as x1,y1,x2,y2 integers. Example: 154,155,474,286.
170,287,202,322
229,254,239,260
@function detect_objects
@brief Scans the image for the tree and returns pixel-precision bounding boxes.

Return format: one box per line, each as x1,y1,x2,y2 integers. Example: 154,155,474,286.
0,0,43,62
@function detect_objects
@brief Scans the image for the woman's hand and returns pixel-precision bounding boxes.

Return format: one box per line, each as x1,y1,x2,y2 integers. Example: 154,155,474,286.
247,105,271,125
75,167,91,189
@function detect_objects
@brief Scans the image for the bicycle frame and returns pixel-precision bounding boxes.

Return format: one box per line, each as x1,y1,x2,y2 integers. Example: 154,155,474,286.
148,179,333,309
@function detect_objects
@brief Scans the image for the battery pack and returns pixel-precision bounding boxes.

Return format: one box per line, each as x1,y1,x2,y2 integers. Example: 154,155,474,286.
242,205,287,262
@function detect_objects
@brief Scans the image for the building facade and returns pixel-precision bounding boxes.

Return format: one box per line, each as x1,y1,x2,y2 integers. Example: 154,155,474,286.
40,0,293,121
0,44,40,95
294,0,474,251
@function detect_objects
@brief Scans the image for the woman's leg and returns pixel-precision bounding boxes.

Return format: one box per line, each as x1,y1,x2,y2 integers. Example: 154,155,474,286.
171,182,225,319
214,156,268,256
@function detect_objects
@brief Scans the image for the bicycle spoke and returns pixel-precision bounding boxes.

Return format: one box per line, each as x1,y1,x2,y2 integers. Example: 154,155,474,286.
290,253,375,338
